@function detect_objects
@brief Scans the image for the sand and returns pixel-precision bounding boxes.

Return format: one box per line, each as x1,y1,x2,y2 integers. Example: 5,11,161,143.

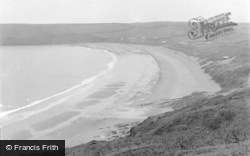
0,43,221,147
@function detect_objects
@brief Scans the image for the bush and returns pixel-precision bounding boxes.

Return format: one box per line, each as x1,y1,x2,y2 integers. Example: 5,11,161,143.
174,136,195,150
219,110,236,121
204,116,223,130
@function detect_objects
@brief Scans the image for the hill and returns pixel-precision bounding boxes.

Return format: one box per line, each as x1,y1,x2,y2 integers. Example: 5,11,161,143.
1,22,249,45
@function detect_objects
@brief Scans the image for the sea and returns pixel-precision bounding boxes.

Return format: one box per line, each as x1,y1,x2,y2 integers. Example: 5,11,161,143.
0,45,113,116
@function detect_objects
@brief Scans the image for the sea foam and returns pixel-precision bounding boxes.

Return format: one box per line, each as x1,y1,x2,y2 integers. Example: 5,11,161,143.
0,48,117,124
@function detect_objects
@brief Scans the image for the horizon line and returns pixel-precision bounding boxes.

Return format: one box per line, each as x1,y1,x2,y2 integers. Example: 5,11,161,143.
0,21,249,25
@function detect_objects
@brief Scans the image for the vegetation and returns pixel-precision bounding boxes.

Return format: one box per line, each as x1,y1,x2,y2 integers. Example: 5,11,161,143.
164,40,250,91
1,22,249,46
65,89,250,156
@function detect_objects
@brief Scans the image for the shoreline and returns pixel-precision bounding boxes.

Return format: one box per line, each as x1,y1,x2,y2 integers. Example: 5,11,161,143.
1,44,160,147
93,43,221,99
0,46,117,123
1,43,221,147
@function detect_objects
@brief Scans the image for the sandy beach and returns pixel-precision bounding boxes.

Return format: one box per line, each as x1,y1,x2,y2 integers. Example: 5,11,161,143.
1,43,221,147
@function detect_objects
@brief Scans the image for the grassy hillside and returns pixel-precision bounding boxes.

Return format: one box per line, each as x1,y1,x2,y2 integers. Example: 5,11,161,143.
0,22,249,45
164,40,250,91
65,88,250,156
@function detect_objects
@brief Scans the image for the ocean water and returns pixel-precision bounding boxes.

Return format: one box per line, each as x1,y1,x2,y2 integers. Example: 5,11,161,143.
0,45,112,113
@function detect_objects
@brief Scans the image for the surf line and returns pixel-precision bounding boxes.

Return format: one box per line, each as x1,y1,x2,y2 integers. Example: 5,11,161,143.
0,48,118,119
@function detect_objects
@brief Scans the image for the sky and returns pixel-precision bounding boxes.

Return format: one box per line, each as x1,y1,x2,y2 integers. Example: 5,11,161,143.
0,0,249,24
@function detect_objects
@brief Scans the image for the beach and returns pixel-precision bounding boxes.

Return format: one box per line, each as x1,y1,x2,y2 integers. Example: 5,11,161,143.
1,43,221,147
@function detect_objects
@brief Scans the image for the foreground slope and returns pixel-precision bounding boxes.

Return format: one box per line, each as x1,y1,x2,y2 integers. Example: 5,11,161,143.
66,88,250,156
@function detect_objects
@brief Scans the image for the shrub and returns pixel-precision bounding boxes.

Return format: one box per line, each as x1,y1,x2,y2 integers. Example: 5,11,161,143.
174,136,195,150
219,110,236,121
204,116,223,130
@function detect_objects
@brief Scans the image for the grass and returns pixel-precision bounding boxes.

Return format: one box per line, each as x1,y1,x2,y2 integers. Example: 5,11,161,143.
65,88,250,156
